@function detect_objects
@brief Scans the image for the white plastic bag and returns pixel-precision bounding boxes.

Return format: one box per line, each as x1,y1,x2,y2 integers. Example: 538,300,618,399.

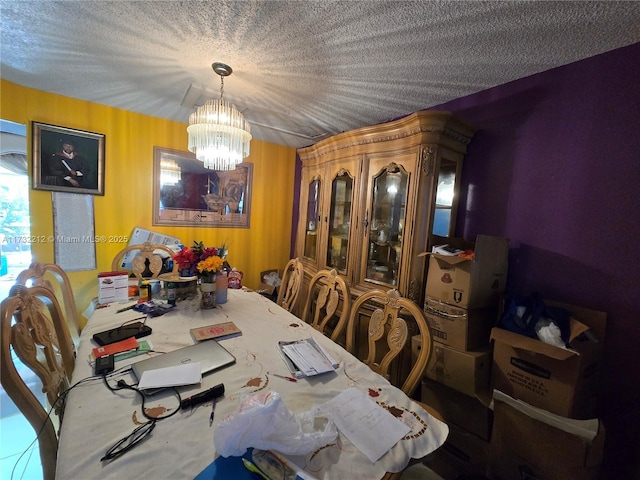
214,391,337,457
264,271,282,287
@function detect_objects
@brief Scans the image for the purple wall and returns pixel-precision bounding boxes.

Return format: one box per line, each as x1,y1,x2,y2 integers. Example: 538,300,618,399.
434,42,640,476
290,42,640,475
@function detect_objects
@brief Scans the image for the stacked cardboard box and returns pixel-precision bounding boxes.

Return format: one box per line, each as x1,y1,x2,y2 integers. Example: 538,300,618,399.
488,297,606,478
489,390,605,480
423,422,492,480
416,234,509,479
490,299,607,419
422,234,510,309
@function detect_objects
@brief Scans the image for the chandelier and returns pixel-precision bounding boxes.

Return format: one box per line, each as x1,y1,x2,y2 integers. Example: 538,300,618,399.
160,158,181,185
187,62,252,171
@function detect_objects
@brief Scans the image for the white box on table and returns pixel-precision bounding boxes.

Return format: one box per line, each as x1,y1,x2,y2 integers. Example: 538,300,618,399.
98,271,129,304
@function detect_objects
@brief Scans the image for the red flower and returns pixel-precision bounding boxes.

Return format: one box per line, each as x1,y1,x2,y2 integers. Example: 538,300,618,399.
172,247,197,269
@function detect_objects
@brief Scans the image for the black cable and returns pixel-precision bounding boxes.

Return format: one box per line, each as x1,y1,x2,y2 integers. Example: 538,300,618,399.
99,374,182,462
101,375,182,421
9,374,105,480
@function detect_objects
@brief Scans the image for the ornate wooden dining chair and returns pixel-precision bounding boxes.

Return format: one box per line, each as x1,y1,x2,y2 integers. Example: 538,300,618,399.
0,284,76,480
346,288,444,480
301,268,352,343
276,258,304,314
345,288,433,397
111,241,178,279
16,262,82,351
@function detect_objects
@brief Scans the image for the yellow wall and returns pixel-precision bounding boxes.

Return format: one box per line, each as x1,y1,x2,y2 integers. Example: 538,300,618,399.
1,79,297,323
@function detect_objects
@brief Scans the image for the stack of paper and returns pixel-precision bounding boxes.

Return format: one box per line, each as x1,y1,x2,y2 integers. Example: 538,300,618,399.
279,338,338,377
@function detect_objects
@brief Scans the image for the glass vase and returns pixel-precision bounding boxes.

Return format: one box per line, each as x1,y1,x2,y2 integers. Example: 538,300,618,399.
199,274,217,309
215,271,228,304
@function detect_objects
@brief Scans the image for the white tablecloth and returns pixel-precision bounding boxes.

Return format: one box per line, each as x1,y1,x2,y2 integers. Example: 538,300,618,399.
56,289,447,479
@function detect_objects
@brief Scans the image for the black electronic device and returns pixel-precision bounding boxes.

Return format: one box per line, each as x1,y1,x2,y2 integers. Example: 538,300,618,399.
180,383,225,410
95,354,115,375
93,322,152,346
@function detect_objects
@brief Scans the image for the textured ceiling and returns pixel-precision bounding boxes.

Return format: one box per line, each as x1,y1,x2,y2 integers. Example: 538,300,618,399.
1,1,639,149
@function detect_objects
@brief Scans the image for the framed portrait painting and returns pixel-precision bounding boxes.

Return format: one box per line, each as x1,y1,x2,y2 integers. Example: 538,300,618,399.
32,122,105,195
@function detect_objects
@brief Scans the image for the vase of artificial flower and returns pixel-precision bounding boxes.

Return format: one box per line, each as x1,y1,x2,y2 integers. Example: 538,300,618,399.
197,251,224,309
172,241,229,308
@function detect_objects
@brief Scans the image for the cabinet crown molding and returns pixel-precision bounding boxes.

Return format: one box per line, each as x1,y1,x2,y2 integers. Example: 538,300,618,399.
298,110,476,162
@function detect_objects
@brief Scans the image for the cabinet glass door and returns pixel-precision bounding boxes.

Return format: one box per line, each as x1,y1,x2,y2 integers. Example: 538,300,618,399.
432,159,457,237
326,171,353,272
366,165,408,286
304,177,320,260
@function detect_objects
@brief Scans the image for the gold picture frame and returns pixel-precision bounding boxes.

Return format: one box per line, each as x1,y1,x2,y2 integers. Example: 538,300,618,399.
152,146,252,228
32,122,105,195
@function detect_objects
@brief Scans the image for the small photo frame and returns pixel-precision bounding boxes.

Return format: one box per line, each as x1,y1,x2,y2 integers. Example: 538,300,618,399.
32,122,105,195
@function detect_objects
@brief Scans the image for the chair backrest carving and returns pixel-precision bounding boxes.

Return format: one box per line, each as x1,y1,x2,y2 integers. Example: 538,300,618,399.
276,258,304,314
345,288,433,397
301,268,351,342
0,284,76,480
111,242,178,279
16,262,82,351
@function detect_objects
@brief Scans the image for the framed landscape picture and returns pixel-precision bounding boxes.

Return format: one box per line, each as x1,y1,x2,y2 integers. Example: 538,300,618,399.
32,122,105,195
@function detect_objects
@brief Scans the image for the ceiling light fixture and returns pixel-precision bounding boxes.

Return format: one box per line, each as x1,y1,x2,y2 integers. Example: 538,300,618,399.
160,158,181,185
187,62,252,170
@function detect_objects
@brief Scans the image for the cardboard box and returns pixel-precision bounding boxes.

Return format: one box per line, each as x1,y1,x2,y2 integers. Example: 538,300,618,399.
422,235,509,308
424,423,491,480
259,269,282,296
421,378,493,440
420,339,491,397
423,296,496,350
490,390,604,480
491,300,607,419
98,271,128,304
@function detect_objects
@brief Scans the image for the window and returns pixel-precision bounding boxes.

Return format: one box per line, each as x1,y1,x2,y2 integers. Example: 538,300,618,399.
0,120,43,480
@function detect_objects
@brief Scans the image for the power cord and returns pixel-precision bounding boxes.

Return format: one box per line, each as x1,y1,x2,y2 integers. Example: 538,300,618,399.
100,374,182,462
9,374,103,480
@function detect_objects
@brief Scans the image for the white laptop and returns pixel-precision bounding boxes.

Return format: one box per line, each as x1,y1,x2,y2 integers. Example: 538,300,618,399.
131,340,235,390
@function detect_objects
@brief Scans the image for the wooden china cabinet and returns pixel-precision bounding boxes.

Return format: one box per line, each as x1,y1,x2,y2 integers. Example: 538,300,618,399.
295,110,475,316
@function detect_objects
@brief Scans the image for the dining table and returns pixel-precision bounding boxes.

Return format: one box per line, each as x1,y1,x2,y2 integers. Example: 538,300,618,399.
56,288,447,479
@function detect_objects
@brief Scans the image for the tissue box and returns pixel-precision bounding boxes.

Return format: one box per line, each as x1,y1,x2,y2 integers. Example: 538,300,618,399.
98,271,128,304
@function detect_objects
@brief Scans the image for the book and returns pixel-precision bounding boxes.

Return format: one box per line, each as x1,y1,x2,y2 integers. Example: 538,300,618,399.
89,340,153,364
190,322,242,342
278,337,338,378
92,336,139,359
112,340,153,362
